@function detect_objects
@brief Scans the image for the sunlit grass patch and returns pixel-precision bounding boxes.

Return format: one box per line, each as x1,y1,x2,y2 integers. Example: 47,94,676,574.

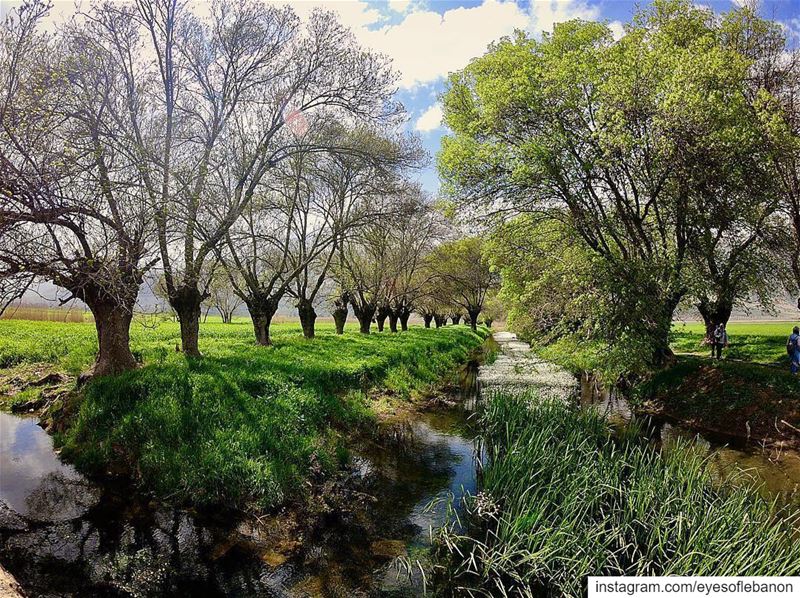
671,321,797,364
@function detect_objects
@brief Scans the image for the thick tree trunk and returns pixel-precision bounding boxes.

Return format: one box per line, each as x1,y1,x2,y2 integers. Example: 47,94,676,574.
451,315,461,325
650,293,684,366
247,298,279,346
423,314,433,328
177,307,201,356
297,299,317,339
399,308,411,331
86,298,138,378
333,307,348,335
467,308,480,331
697,296,734,344
352,302,375,334
332,294,349,335
169,285,204,357
434,314,445,328
388,311,399,333
376,305,390,332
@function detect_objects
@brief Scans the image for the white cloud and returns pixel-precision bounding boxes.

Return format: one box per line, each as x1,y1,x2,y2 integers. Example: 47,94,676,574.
271,0,602,89
415,103,443,132
19,0,606,90
608,20,625,40
530,0,600,35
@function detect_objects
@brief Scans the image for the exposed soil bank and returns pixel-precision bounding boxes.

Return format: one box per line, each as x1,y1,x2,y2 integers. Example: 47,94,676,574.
636,357,800,450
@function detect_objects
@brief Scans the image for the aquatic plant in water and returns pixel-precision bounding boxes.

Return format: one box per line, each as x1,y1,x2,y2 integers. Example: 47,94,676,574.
434,393,800,597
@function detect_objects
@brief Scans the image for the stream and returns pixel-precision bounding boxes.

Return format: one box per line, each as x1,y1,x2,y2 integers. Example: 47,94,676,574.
2,335,799,596
0,362,481,597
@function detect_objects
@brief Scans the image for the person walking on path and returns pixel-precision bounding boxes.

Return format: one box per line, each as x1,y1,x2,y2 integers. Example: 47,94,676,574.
711,323,728,359
787,326,800,375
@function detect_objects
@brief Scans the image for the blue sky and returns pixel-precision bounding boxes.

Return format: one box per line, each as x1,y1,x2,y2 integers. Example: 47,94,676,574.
301,0,798,196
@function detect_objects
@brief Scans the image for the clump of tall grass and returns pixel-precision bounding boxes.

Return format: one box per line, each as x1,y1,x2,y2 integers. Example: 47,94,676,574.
435,394,800,596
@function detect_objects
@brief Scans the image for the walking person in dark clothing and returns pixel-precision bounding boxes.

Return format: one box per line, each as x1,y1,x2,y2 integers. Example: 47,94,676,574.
711,323,728,359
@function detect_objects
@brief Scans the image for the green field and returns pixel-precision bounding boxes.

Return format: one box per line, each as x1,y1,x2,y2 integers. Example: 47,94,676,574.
0,319,487,510
671,321,798,364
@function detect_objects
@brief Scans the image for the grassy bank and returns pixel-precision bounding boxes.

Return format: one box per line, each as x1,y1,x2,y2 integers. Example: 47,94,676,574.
671,321,795,364
0,319,487,510
637,356,800,447
521,321,798,381
435,394,800,596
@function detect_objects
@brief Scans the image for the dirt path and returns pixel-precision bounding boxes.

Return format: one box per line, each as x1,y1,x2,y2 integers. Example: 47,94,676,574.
478,331,576,400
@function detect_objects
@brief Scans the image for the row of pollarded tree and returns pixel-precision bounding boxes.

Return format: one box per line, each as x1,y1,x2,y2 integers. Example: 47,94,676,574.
0,0,498,379
198,207,501,338
0,0,414,377
331,221,499,335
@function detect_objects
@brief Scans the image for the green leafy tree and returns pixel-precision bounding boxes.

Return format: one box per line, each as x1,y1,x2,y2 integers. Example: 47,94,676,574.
439,0,793,365
428,237,497,330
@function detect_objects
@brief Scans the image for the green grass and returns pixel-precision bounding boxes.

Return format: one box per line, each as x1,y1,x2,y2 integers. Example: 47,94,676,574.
671,321,798,364
435,393,800,596
0,319,487,510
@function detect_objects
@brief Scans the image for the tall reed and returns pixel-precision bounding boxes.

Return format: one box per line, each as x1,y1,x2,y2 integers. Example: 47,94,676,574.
435,393,800,597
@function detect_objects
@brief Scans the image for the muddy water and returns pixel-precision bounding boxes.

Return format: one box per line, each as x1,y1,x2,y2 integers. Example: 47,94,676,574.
0,364,481,597
580,374,800,506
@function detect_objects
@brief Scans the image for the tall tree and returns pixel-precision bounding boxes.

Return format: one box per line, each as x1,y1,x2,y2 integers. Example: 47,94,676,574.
286,129,418,339
0,1,158,377
438,0,794,363
383,193,442,331
428,237,496,331
337,223,393,334
115,0,400,355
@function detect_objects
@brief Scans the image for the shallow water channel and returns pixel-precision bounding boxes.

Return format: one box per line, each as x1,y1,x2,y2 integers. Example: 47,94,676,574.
0,363,481,597
3,343,799,597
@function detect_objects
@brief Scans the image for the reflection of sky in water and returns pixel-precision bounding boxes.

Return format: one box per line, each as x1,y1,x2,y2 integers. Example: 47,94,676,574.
406,421,477,541
0,412,82,516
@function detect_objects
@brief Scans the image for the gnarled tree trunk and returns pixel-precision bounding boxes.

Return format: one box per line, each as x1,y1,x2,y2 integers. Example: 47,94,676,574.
650,292,684,366
697,295,734,344
169,285,204,357
352,302,376,334
434,314,445,328
332,294,349,335
467,308,481,331
388,311,399,333
247,297,280,346
399,307,411,331
84,295,138,378
451,314,461,325
297,299,317,339
376,305,391,332
423,314,433,328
